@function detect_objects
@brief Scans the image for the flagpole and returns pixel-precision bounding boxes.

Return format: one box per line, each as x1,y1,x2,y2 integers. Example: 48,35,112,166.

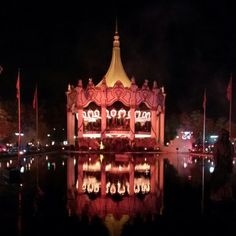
229,93,232,139
33,85,39,187
201,89,206,215
228,75,232,140
36,87,39,188
17,69,21,166
36,86,38,145
16,68,22,236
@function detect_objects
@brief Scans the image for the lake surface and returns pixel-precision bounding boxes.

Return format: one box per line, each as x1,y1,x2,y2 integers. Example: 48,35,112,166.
0,151,236,235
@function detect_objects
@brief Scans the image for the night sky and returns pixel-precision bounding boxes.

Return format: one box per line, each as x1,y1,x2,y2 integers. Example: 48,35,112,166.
1,1,236,122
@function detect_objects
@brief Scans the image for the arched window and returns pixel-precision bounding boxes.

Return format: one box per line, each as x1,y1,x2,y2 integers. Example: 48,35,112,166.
83,102,101,132
135,103,151,132
106,101,130,131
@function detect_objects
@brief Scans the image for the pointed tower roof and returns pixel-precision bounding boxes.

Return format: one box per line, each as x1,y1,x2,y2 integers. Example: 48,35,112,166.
96,25,131,88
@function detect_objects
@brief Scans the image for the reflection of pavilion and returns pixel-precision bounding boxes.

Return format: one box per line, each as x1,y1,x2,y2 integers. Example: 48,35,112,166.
66,26,166,148
67,154,164,219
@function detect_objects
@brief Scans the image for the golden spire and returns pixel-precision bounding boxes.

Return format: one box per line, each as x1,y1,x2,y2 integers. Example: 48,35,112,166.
115,17,118,34
96,22,131,88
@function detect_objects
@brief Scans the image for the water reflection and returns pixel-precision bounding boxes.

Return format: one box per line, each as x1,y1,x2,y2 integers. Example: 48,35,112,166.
67,153,164,235
0,152,235,235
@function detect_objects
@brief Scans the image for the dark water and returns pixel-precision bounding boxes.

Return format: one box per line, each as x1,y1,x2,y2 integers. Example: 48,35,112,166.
0,152,236,235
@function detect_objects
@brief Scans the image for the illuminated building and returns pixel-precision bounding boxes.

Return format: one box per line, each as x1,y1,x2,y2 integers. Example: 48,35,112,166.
67,153,164,220
66,27,166,148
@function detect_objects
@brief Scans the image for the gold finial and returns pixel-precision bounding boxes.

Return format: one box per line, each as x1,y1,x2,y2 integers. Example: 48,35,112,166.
113,18,119,47
115,17,118,34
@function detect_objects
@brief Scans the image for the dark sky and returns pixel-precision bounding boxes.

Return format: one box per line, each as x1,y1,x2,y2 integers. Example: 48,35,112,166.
1,1,236,122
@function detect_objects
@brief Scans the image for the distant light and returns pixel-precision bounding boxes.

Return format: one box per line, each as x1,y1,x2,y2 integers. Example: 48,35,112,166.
15,132,24,136
47,134,51,137
20,166,25,173
183,162,187,168
63,141,68,145
209,166,214,173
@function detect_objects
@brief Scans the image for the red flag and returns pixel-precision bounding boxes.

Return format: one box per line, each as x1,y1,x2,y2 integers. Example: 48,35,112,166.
203,89,206,110
16,70,20,99
227,75,232,101
33,86,37,109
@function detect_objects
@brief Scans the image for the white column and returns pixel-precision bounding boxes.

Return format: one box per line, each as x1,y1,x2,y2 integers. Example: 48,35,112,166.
160,112,165,145
156,115,160,143
151,110,157,138
67,111,75,145
101,106,107,139
77,108,83,138
129,107,135,140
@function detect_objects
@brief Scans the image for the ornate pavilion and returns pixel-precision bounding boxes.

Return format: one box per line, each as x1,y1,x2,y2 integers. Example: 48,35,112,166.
66,27,166,149
66,27,166,219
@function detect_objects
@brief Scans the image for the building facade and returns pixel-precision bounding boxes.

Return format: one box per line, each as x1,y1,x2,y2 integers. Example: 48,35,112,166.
66,28,166,148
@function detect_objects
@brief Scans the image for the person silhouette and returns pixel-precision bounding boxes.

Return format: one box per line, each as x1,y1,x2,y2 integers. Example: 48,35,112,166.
210,129,234,201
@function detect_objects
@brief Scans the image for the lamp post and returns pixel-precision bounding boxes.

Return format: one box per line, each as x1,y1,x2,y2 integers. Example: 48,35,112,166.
15,132,24,153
